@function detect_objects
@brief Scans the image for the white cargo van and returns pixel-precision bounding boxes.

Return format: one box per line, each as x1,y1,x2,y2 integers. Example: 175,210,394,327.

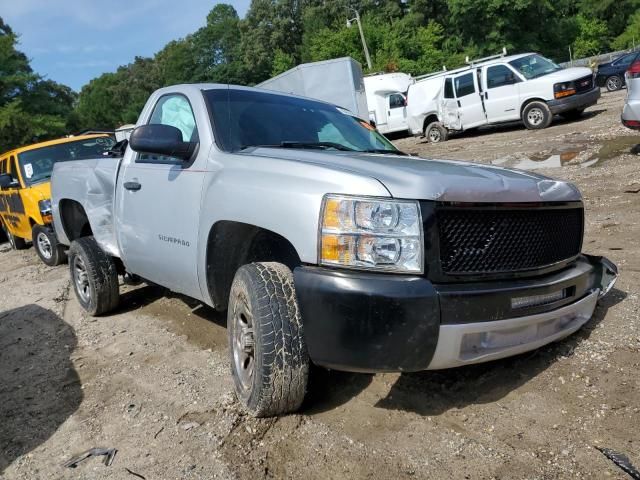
407,52,600,142
363,72,413,134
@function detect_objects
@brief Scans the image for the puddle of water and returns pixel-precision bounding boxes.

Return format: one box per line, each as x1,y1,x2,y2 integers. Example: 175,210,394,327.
493,136,640,171
493,150,584,170
141,295,228,350
595,135,640,162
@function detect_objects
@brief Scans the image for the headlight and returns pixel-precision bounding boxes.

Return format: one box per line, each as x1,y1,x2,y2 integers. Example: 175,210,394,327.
38,199,52,216
319,195,423,273
554,81,576,98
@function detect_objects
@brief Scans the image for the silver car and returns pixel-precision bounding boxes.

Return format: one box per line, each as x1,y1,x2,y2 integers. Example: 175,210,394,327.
622,57,640,129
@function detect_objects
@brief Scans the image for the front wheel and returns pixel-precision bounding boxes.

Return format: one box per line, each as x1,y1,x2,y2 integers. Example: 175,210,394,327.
68,236,120,316
1,220,27,250
522,101,552,130
32,224,67,266
605,75,622,92
424,121,449,143
228,262,309,417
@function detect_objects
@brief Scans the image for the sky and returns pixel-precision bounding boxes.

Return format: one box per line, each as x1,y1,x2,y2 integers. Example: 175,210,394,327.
0,0,251,92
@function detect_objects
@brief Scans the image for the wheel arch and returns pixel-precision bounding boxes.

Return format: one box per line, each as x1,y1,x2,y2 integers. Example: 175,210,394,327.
58,199,94,242
205,220,302,310
520,97,549,116
422,113,441,134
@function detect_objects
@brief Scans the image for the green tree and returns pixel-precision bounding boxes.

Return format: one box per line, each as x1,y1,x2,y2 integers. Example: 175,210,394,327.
0,17,76,150
572,15,609,58
613,10,640,50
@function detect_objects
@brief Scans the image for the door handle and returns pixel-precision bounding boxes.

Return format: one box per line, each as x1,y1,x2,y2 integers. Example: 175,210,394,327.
124,181,141,191
457,100,461,108
485,92,489,99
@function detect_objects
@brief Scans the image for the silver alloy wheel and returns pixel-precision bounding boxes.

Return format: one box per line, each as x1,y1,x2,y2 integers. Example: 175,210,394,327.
428,126,441,142
606,76,621,91
6,227,15,248
527,107,545,126
232,296,255,392
37,231,53,259
73,255,91,304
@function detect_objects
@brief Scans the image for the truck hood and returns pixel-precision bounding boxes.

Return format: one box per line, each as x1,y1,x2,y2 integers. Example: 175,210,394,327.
246,148,582,202
529,67,593,83
27,180,51,201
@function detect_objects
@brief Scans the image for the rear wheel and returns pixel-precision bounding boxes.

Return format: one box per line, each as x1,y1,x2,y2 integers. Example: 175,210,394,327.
68,236,119,316
522,101,552,129
424,121,448,143
228,262,309,417
32,224,67,266
605,75,622,92
1,221,27,250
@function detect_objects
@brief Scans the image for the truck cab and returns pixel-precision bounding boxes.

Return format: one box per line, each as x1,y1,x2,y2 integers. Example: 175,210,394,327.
408,52,600,141
364,72,413,134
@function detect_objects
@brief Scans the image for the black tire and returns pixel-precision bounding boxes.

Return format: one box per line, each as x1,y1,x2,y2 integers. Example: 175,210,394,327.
605,75,622,92
560,109,585,121
228,262,309,417
424,121,448,143
1,220,27,250
68,236,119,316
522,101,552,129
32,224,67,266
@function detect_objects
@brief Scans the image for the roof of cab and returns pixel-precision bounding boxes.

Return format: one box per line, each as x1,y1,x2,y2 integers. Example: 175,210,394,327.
1,133,111,158
412,52,538,84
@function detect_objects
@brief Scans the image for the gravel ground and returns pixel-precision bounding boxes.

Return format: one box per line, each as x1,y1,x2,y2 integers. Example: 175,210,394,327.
1,89,639,480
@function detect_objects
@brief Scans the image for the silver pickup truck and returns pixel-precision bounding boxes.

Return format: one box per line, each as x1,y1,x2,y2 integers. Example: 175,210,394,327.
52,84,618,417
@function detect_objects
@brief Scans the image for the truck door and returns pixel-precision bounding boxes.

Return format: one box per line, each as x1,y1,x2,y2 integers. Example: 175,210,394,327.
1,156,29,238
115,92,206,298
440,77,461,130
450,71,487,130
483,64,521,122
385,93,407,133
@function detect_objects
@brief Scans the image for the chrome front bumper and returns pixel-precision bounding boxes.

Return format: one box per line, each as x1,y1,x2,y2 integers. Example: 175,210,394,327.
427,289,600,369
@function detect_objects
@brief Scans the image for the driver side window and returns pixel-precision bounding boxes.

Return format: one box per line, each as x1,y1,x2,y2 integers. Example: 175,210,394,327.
616,54,635,67
487,65,518,88
388,93,405,109
9,156,20,183
138,94,199,164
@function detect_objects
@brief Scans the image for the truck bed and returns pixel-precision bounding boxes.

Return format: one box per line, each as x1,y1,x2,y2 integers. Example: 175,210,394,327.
51,156,121,257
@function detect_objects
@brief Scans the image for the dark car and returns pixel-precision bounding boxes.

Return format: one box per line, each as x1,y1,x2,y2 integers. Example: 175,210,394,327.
596,51,640,91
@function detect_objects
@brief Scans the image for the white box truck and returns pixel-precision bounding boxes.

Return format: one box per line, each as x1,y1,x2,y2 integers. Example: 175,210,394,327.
363,72,413,134
257,57,368,120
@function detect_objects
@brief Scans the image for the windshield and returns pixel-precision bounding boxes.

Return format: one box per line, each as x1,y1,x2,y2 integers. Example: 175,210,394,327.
18,136,116,185
204,89,398,154
509,54,562,80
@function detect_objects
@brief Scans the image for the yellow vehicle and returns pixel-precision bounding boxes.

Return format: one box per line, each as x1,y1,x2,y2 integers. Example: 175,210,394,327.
0,134,115,265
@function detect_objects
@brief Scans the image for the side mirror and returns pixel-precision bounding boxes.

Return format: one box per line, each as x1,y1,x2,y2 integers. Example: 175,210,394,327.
129,124,196,161
0,173,18,189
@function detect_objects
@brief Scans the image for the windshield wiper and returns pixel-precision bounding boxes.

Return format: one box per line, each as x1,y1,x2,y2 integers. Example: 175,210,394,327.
241,141,355,152
29,174,52,183
360,149,408,156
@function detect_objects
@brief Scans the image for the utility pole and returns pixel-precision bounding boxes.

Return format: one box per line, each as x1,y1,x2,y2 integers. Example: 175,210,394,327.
347,9,372,70
568,45,572,66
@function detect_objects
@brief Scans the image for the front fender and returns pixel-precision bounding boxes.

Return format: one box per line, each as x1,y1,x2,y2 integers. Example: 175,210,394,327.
196,152,390,303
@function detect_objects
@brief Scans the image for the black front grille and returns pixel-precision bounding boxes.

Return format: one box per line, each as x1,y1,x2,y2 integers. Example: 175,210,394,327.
574,75,593,93
437,206,583,275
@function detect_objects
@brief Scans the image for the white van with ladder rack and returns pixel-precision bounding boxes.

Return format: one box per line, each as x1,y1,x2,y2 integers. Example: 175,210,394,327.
407,49,600,142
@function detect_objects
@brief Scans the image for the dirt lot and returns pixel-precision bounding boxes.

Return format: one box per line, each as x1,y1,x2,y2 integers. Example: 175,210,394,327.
2,89,640,480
